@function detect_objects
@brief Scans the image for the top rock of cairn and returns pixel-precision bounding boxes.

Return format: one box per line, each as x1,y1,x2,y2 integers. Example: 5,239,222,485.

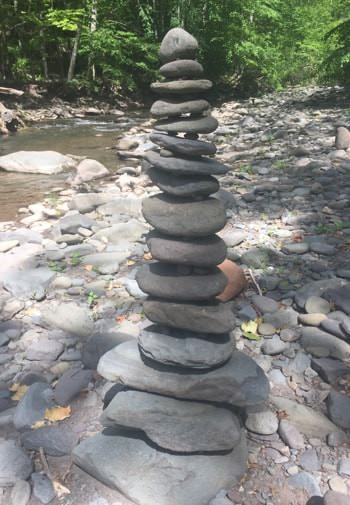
159,27,199,63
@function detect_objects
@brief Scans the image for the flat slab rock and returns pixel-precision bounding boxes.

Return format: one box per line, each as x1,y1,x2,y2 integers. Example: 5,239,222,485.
150,132,216,156
136,263,227,301
159,59,204,78
142,194,226,238
101,390,241,452
139,324,233,369
145,150,228,176
97,340,269,407
0,150,77,175
151,79,212,95
146,232,226,267
151,98,209,117
155,115,219,134
143,299,236,334
73,429,247,505
148,167,219,197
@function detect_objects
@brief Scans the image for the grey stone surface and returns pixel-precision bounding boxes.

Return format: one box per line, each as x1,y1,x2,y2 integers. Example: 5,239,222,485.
40,302,94,338
82,331,133,369
251,295,279,314
288,471,321,497
97,340,269,407
300,327,350,360
21,426,78,456
14,382,55,431
146,232,226,266
59,213,95,234
145,150,228,176
139,325,233,369
31,472,55,504
151,79,212,95
326,391,350,429
278,419,305,449
151,99,209,117
338,457,350,476
305,295,331,314
25,338,64,361
143,299,236,334
136,263,227,301
54,368,93,405
336,126,350,149
263,308,298,329
245,409,278,435
324,285,350,315
159,27,199,63
159,59,203,78
73,429,247,505
311,357,350,384
0,440,32,486
10,479,31,505
148,167,219,197
295,279,347,309
101,390,241,452
3,266,55,300
0,150,76,175
324,490,350,505
155,115,219,134
150,132,216,157
300,449,320,472
142,194,226,237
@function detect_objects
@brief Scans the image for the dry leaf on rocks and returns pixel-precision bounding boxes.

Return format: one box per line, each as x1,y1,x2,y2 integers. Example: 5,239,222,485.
10,383,28,401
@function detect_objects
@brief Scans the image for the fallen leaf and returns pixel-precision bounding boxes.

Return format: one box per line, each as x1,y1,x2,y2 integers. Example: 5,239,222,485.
241,319,261,341
116,315,126,323
53,481,71,497
44,405,71,422
143,252,152,260
32,420,47,429
10,384,28,401
127,259,135,266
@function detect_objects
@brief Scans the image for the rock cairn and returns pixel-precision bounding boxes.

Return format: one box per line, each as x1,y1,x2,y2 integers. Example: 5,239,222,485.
73,28,269,505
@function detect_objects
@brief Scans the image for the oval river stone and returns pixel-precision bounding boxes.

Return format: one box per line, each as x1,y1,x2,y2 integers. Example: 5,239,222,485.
148,167,219,197
144,150,228,176
159,27,199,63
151,79,212,95
159,59,204,79
150,132,216,156
136,263,227,301
155,115,218,134
151,99,210,117
146,232,226,266
142,194,226,237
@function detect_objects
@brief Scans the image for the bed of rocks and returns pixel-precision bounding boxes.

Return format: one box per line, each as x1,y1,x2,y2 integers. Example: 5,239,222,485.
0,84,349,505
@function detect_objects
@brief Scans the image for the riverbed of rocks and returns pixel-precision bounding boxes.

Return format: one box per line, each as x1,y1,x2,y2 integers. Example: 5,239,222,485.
0,85,349,505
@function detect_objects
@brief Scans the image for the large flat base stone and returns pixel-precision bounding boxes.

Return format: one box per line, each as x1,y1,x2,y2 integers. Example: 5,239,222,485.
72,429,247,505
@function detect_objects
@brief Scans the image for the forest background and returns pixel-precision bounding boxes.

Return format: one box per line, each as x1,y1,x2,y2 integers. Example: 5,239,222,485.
1,0,350,98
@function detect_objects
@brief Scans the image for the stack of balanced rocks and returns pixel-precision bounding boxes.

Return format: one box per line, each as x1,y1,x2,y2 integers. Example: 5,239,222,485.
73,28,269,505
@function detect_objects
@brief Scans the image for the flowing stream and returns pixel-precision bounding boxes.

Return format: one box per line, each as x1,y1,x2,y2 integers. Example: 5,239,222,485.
0,114,144,221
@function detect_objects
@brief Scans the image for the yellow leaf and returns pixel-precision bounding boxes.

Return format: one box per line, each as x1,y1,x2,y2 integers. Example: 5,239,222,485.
44,405,71,422
53,481,70,497
11,384,28,401
143,252,152,260
127,260,135,266
32,420,47,429
241,319,261,341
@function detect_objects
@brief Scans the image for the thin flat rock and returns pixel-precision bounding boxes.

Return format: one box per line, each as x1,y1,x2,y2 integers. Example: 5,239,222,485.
145,150,228,175
136,263,227,301
159,27,199,63
101,390,240,452
147,232,226,266
143,299,236,334
139,324,233,369
155,115,218,134
150,132,216,156
300,327,350,360
148,167,219,197
151,99,210,117
151,79,212,95
142,194,226,237
73,429,247,505
98,340,270,407
159,59,204,78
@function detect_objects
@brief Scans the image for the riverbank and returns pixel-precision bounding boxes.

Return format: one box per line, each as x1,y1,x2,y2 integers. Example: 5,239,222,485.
0,86,350,505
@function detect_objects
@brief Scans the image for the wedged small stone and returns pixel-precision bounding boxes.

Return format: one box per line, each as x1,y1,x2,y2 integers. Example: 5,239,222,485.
151,79,212,95
13,382,55,431
311,357,350,384
31,472,55,504
143,299,235,334
98,340,269,407
101,390,240,452
0,440,32,486
155,114,218,134
147,232,226,266
300,327,350,360
145,150,228,176
136,263,227,301
159,59,203,78
21,426,78,456
326,391,350,429
73,429,247,505
142,194,226,237
139,324,233,369
148,167,219,197
54,368,93,406
150,132,216,156
82,331,133,370
159,27,199,63
151,99,209,117
298,313,327,326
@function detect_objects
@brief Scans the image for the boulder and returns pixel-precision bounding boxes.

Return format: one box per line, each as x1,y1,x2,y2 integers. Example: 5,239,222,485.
159,27,199,63
0,150,77,175
71,158,109,185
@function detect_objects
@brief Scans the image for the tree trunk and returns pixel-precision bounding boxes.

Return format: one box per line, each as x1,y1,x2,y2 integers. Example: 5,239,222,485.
67,25,81,81
89,0,97,80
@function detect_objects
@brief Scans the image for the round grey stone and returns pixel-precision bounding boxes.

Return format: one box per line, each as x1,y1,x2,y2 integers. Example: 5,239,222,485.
146,232,226,266
21,426,78,456
148,167,219,197
151,99,210,117
136,263,227,301
0,440,32,486
31,473,55,504
305,296,331,314
139,325,233,369
145,150,228,176
143,299,236,334
159,59,203,78
142,194,226,237
159,27,199,63
245,409,278,435
150,132,216,156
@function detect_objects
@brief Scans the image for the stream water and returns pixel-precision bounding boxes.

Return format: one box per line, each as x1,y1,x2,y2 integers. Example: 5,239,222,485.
0,114,144,221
